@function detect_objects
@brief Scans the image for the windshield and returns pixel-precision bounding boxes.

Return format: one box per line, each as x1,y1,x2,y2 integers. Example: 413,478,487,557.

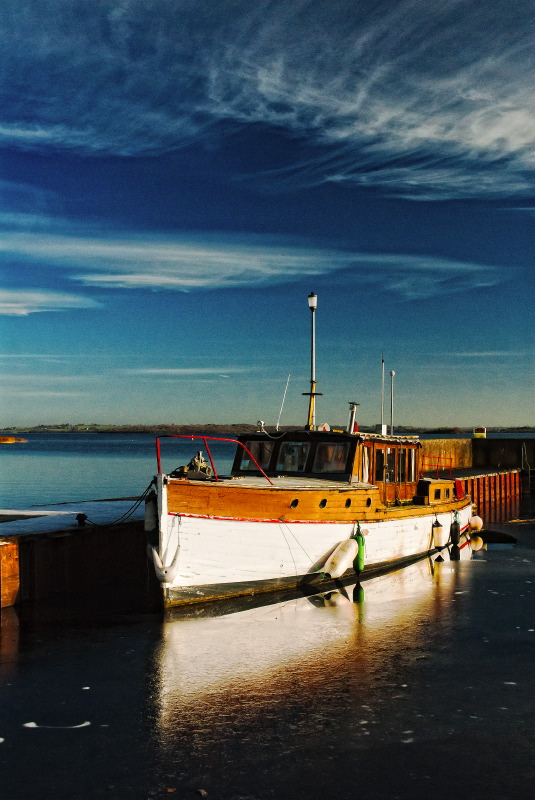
312,442,350,473
276,442,310,472
238,440,274,471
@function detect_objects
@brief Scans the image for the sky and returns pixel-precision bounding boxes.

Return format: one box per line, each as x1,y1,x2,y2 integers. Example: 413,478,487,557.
0,0,534,429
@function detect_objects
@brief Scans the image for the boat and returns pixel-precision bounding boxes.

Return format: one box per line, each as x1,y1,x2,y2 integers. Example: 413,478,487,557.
145,293,482,608
473,426,487,438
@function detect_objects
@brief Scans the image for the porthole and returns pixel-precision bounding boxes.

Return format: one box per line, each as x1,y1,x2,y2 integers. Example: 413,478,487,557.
319,499,327,508
345,499,352,508
366,497,372,507
290,499,299,509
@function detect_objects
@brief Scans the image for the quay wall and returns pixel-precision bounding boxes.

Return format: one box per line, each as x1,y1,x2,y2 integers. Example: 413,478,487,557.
458,470,522,511
472,438,535,470
421,438,535,471
420,439,472,469
1,520,161,610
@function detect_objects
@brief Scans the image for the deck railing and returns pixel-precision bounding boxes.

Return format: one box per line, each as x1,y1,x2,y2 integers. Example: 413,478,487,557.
420,455,453,479
155,435,274,485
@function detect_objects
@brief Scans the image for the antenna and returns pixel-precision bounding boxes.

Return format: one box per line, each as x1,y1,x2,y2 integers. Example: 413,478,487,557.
276,374,291,431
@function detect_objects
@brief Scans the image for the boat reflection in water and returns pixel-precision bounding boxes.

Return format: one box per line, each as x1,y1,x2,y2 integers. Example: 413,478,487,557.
154,542,474,737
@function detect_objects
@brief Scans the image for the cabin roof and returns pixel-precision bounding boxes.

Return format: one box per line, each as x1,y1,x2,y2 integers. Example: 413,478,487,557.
174,475,377,490
238,429,420,445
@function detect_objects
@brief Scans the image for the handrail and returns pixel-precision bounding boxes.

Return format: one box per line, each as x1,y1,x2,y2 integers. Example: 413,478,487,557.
155,435,274,485
420,455,453,479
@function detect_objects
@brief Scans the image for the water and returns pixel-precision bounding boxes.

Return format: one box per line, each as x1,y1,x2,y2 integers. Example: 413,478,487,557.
1,523,534,799
1,435,534,798
1,431,533,508
0,433,236,508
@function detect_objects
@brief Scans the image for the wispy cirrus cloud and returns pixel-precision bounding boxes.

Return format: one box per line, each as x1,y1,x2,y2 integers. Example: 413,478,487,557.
0,1,533,199
125,367,249,376
4,390,85,398
0,217,507,300
442,351,529,358
0,206,510,301
0,288,102,316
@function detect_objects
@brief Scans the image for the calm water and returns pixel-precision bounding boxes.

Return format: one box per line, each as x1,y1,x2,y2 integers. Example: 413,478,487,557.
1,530,534,799
0,433,236,507
1,431,533,508
1,433,534,798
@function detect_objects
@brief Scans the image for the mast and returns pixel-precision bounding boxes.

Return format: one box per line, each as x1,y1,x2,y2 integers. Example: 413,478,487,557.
390,370,395,435
381,354,385,429
303,292,322,429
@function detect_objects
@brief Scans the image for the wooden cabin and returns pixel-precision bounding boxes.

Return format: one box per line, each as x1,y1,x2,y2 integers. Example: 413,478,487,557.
232,430,422,506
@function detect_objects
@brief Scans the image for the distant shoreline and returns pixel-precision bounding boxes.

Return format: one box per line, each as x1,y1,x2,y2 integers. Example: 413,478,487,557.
1,424,534,435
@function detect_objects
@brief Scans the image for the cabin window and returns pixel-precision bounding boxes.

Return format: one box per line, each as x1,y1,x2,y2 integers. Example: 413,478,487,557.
362,446,371,482
387,448,395,482
345,498,352,508
399,449,407,482
445,488,450,498
375,448,385,481
239,440,274,470
319,499,327,508
312,442,350,473
408,449,416,482
434,488,441,500
276,442,310,472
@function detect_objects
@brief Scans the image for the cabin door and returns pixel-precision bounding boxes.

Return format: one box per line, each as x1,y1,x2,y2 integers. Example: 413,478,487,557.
374,446,387,503
386,446,397,504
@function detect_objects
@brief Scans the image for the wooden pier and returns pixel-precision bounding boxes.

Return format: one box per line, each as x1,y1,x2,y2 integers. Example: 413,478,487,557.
1,519,160,610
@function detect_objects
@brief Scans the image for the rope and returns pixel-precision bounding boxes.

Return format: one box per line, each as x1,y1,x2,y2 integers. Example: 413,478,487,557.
279,520,316,567
279,523,298,577
83,481,154,527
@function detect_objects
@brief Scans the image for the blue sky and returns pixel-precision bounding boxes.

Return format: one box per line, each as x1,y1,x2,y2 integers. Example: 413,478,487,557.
0,0,533,428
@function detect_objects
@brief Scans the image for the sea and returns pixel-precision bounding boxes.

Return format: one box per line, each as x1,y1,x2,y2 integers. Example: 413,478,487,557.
1,430,533,509
0,433,237,509
1,432,534,799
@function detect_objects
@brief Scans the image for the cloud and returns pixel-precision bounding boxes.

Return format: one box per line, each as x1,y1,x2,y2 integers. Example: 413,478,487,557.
0,218,507,299
347,253,503,299
442,351,528,358
0,1,533,199
0,213,508,299
4,391,85,398
0,226,355,289
0,288,102,316
125,367,248,376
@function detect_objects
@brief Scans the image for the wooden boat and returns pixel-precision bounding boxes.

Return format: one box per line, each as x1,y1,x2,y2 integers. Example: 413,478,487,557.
145,294,482,608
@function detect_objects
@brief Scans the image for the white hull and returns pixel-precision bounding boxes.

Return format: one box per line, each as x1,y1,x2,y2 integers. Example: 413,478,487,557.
150,475,473,606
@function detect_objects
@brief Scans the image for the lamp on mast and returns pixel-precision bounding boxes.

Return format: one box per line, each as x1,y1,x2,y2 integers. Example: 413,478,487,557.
390,370,395,435
303,292,322,429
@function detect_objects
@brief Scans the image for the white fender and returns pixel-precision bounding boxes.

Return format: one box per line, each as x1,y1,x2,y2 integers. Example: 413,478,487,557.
432,520,446,547
148,544,180,585
469,515,483,531
321,538,359,579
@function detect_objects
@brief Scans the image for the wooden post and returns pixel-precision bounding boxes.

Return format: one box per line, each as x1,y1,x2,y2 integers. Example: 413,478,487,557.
0,539,20,608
